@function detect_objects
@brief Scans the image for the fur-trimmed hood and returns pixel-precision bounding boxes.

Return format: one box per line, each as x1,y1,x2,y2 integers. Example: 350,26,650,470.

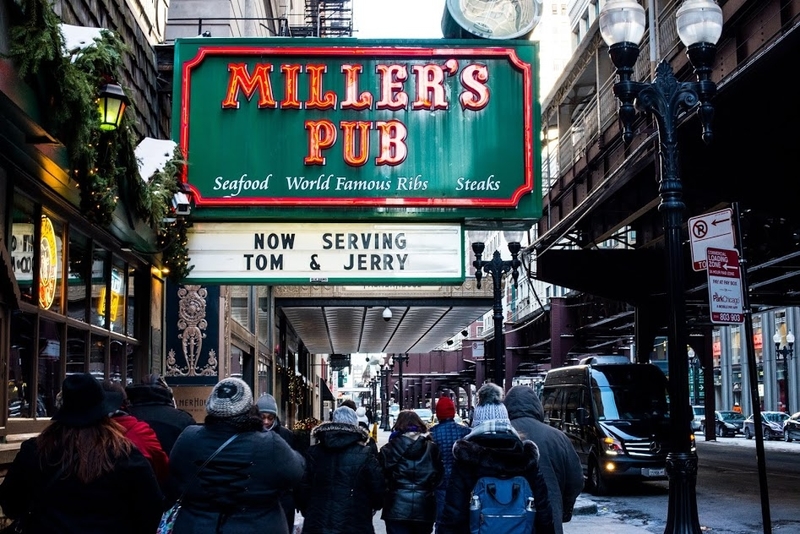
312,421,370,449
453,432,540,474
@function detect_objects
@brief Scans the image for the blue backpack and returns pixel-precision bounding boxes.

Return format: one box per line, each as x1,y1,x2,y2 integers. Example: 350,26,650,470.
469,475,536,533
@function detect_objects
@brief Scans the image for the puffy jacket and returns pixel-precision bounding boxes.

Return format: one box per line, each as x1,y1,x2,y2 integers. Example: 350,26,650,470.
113,413,169,483
379,432,443,524
505,385,585,534
125,383,196,454
295,422,385,533
168,420,305,534
438,421,556,534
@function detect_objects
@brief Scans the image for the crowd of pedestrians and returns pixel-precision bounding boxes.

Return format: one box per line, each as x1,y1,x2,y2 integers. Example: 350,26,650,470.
0,373,583,534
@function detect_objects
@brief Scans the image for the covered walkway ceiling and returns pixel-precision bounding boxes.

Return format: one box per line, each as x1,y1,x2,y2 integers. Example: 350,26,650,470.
275,281,494,355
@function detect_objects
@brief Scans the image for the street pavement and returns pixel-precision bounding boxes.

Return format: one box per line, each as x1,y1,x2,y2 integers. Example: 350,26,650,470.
368,426,656,534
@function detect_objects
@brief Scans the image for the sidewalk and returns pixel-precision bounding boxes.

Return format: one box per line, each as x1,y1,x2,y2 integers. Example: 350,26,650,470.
370,428,656,534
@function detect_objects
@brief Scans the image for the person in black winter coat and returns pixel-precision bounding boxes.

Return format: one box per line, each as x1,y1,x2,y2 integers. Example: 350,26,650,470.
438,383,556,534
125,373,196,454
295,406,385,533
167,378,305,534
0,373,163,533
258,393,299,532
504,386,584,534
380,410,444,534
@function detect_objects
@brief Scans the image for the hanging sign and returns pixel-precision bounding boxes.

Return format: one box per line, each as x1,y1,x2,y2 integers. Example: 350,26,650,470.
186,222,464,284
173,38,540,214
706,247,744,324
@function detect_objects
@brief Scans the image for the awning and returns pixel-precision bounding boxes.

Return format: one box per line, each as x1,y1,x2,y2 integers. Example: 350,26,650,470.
319,378,334,401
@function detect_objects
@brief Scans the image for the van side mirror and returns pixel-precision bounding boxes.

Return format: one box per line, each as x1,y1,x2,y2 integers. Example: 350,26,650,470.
576,407,591,425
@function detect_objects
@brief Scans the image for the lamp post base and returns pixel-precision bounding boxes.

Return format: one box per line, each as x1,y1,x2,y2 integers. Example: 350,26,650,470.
664,451,701,534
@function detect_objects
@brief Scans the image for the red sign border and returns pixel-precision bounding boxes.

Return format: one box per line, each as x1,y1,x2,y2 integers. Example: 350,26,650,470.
179,45,534,208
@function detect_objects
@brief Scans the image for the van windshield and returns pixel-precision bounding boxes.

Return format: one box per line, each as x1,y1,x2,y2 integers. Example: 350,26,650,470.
590,365,669,421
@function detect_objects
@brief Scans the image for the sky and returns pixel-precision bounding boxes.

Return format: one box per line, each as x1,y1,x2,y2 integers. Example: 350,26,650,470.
352,0,446,38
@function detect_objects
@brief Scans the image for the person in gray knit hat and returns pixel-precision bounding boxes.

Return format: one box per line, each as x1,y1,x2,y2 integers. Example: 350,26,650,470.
438,383,556,534
167,377,305,534
206,377,252,418
296,403,384,533
256,393,299,533
470,382,512,428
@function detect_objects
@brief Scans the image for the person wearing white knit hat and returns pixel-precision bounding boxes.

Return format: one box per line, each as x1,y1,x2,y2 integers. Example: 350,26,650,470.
438,383,557,534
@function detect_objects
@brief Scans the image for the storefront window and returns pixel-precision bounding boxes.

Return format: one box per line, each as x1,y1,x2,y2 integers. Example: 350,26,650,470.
9,311,36,418
10,196,36,305
110,340,126,383
753,315,763,364
110,257,126,334
127,268,136,336
67,231,90,322
230,286,249,328
90,247,109,328
731,326,742,366
38,318,62,417
67,328,87,375
257,286,270,345
231,345,244,377
90,335,106,380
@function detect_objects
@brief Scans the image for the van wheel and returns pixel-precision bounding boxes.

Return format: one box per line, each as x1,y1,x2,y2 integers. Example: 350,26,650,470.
744,427,753,440
588,457,609,496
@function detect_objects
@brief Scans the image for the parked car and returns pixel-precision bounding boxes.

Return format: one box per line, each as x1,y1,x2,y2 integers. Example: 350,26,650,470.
743,411,790,440
784,412,800,442
701,410,746,437
691,406,704,432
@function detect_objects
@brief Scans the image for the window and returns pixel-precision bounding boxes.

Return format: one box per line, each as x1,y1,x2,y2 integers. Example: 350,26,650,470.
67,231,90,322
10,196,36,305
108,257,126,334
38,318,62,417
9,312,37,418
90,246,109,328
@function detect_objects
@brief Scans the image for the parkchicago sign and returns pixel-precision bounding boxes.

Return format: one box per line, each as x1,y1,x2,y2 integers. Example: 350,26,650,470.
173,38,540,213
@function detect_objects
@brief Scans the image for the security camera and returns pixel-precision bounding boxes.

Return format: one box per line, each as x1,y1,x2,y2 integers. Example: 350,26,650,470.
382,307,392,321
172,192,191,216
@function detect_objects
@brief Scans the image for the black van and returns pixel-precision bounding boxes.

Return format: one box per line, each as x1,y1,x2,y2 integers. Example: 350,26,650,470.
541,356,679,495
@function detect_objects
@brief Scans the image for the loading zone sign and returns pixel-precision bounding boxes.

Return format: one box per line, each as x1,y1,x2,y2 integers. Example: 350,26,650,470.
688,208,735,271
706,247,744,324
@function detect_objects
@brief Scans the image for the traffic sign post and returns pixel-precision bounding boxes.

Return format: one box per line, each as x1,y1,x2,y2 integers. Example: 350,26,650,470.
706,247,744,324
689,208,735,271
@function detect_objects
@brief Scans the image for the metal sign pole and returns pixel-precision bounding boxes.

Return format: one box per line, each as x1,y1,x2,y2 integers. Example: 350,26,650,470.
733,201,771,534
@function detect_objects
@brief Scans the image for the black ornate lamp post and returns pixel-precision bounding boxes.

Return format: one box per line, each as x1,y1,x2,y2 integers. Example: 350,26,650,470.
599,1,723,533
369,377,378,417
381,359,394,431
774,330,795,414
470,230,524,387
395,353,410,410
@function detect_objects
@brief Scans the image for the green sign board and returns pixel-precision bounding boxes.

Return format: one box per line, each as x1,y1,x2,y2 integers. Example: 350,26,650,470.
172,38,540,218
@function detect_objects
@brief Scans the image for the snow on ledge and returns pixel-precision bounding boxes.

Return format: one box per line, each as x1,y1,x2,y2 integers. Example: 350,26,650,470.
60,24,106,57
136,138,178,183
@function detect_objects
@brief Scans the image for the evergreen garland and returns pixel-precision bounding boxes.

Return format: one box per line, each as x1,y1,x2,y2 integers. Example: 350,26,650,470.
5,0,193,279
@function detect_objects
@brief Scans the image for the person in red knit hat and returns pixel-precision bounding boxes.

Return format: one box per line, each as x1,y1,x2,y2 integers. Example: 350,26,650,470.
429,395,470,530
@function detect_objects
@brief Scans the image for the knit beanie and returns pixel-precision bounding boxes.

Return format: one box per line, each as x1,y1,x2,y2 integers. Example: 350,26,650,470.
256,394,278,415
471,383,509,427
206,377,252,418
356,406,369,425
333,405,358,426
435,396,456,420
